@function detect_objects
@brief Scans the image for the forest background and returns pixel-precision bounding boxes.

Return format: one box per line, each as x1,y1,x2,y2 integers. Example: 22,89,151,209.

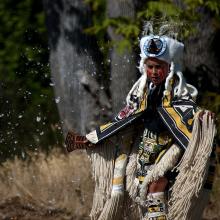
0,0,220,219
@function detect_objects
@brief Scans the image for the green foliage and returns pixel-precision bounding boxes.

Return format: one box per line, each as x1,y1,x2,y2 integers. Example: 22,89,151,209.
85,0,105,12
84,0,106,38
0,1,62,161
84,0,220,51
85,16,139,53
138,2,181,19
184,0,220,15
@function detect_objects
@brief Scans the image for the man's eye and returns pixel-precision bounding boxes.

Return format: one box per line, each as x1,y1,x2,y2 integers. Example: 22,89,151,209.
155,65,161,69
147,65,153,69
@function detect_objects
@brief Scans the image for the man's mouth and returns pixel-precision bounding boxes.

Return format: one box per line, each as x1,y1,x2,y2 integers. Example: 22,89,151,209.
151,77,160,84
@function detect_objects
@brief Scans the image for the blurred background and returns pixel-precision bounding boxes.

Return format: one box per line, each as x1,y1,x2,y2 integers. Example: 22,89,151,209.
0,0,219,219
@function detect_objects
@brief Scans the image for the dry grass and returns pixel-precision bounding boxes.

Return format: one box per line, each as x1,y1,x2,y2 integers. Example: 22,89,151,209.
0,149,93,219
0,149,219,219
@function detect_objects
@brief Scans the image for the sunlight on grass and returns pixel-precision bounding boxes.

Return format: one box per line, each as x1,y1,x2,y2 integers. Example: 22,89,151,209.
0,149,93,219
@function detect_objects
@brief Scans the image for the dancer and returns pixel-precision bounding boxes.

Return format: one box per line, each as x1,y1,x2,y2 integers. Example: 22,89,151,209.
66,24,216,220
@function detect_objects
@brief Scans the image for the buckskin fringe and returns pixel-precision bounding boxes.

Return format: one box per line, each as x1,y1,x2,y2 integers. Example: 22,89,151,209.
98,152,128,220
98,191,124,220
87,141,115,220
168,110,216,220
126,137,139,201
126,152,139,201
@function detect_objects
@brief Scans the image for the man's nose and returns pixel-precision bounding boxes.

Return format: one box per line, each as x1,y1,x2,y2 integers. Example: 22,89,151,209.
152,67,158,74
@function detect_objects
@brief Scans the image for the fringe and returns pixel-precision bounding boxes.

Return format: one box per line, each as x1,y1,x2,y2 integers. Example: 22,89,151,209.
98,191,124,220
126,136,140,201
98,153,128,220
88,129,132,220
168,110,216,220
97,152,128,220
126,152,139,201
87,141,115,220
139,144,181,203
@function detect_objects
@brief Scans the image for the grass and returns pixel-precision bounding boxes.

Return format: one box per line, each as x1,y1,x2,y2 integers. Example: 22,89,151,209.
0,149,93,219
0,148,219,219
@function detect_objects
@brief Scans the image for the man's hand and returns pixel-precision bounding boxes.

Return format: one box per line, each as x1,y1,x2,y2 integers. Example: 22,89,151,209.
65,131,94,152
199,110,216,123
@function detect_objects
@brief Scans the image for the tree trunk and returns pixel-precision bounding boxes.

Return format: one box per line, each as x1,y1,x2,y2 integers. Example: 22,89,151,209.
107,0,138,114
43,0,111,135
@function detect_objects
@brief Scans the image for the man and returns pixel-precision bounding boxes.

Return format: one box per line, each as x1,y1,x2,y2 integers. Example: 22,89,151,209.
66,28,216,220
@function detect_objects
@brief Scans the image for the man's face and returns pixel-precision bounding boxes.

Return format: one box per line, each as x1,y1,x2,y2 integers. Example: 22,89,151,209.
144,58,169,86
